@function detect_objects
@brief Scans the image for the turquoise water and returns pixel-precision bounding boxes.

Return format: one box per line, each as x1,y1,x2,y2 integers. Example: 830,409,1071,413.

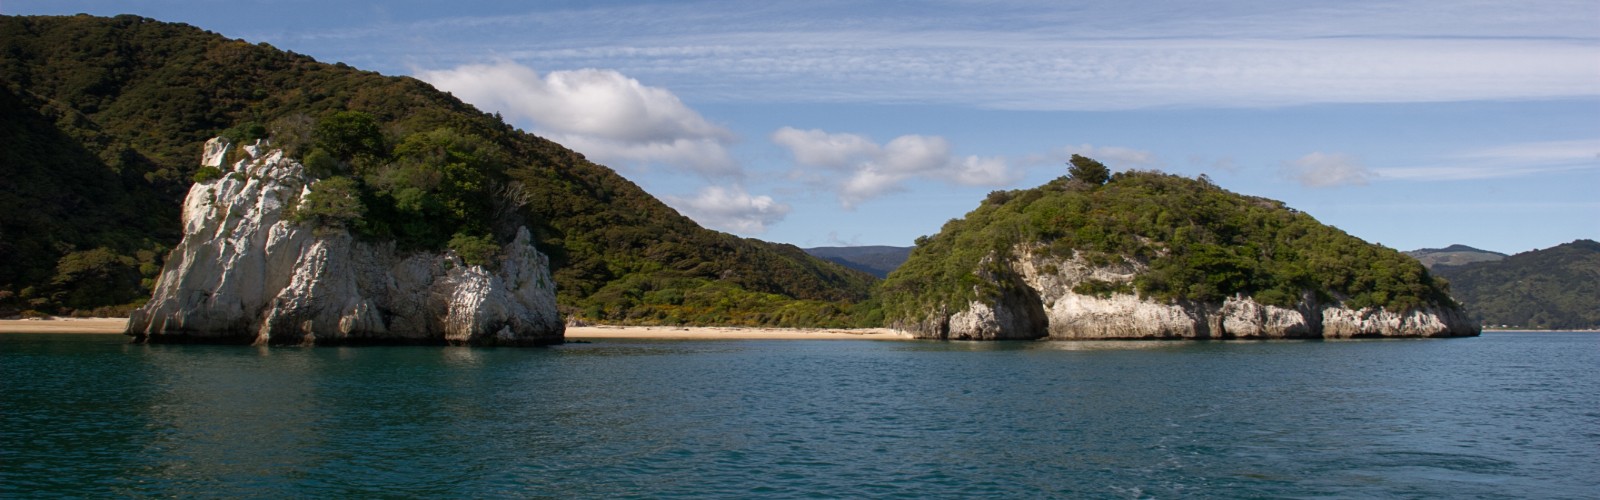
3,332,1596,498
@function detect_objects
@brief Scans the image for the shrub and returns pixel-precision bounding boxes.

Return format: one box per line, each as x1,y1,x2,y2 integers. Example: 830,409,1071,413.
447,233,500,267
192,166,222,183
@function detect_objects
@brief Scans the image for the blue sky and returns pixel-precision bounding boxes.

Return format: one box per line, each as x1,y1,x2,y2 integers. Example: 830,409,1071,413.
8,1,1598,253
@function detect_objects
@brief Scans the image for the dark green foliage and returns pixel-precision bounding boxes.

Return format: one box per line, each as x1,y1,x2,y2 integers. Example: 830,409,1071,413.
1067,154,1110,186
448,233,500,267
292,176,365,232
1431,240,1600,329
313,110,386,165
191,165,222,182
0,14,874,323
880,167,1456,324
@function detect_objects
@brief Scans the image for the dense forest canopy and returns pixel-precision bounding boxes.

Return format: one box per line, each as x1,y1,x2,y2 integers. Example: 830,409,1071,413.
1430,240,1600,330
878,169,1458,324
0,14,874,325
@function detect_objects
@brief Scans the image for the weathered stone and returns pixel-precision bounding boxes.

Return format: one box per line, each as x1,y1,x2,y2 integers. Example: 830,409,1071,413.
900,244,1480,340
126,138,564,346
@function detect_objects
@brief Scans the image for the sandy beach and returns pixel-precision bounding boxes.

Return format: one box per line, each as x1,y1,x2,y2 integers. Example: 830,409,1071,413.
565,325,912,341
0,317,128,334
0,318,909,340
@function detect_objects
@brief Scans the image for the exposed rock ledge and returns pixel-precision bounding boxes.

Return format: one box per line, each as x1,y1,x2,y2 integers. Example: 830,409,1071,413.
126,138,564,346
902,246,1480,340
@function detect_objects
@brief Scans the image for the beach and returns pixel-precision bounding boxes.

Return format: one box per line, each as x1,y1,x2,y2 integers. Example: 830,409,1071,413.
565,325,911,341
0,318,910,340
0,317,127,334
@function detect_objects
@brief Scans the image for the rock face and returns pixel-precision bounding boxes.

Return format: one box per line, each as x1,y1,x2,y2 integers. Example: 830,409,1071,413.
126,138,564,346
903,246,1479,340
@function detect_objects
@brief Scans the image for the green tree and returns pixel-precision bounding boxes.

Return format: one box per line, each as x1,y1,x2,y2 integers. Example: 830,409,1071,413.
293,176,365,232
313,111,386,165
1068,154,1110,186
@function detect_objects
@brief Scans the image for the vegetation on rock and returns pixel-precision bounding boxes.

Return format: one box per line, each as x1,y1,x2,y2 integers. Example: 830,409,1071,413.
879,166,1458,324
0,14,874,325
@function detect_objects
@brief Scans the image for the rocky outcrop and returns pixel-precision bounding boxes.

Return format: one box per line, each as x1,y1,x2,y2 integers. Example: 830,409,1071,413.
901,245,1480,340
125,138,564,346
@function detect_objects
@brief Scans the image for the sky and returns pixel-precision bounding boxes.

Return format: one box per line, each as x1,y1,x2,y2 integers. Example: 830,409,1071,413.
7,1,1598,254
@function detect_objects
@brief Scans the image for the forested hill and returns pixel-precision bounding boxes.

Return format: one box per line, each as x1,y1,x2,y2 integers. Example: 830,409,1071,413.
804,246,912,278
1430,240,1600,330
1406,244,1506,269
878,162,1461,324
0,14,875,325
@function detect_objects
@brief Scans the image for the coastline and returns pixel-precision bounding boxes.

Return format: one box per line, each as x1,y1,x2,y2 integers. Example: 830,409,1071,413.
565,325,913,341
0,317,128,334
0,318,912,340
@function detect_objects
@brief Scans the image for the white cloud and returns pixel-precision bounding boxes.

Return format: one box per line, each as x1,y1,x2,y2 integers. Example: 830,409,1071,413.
664,186,790,235
1285,152,1375,187
415,62,738,176
770,127,879,169
1377,138,1600,181
772,127,1018,208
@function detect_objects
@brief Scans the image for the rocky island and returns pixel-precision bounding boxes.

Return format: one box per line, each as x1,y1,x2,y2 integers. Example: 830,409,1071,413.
881,156,1480,340
125,138,564,345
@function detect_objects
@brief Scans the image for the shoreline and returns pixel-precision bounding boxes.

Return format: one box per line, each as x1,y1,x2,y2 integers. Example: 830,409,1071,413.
3,318,1590,339
565,325,912,341
0,317,128,334
0,317,912,340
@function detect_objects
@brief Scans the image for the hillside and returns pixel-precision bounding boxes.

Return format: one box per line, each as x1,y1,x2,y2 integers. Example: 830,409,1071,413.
804,246,912,278
878,163,1472,339
0,14,874,326
1406,244,1506,269
1431,240,1600,330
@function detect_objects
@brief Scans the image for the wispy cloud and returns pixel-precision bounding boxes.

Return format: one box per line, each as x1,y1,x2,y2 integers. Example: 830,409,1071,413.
1377,138,1600,181
772,127,1017,208
1023,144,1165,169
1284,152,1374,187
354,1,1600,110
415,62,739,176
664,185,790,234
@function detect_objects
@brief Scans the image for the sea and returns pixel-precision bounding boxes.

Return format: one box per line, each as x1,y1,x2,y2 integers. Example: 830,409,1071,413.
2,331,1596,498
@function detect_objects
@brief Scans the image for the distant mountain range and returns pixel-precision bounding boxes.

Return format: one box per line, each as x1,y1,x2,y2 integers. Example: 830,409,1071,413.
1405,244,1507,269
803,246,913,279
1414,240,1599,330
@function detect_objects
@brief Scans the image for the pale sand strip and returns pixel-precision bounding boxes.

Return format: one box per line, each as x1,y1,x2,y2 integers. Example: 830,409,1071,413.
566,325,913,340
0,318,911,340
0,317,128,334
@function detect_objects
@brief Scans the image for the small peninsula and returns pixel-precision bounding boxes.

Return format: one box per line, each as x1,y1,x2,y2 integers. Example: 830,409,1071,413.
880,156,1480,340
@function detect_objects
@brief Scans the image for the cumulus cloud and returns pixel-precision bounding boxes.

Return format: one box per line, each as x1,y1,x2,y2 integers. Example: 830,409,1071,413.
770,127,879,169
1285,152,1375,187
772,127,1018,208
663,186,791,235
415,62,738,176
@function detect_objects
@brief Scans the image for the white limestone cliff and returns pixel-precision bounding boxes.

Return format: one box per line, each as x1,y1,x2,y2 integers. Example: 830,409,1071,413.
902,245,1479,340
126,138,564,345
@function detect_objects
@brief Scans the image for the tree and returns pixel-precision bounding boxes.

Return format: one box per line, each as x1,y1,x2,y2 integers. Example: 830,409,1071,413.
1068,154,1110,186
293,176,365,232
312,111,386,165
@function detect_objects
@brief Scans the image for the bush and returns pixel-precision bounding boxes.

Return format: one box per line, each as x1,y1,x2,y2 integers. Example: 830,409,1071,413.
448,233,500,267
292,176,365,232
192,166,222,183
